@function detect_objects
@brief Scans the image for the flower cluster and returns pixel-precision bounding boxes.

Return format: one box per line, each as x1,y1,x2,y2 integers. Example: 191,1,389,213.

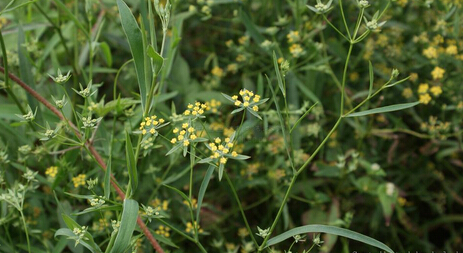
72,174,86,188
183,101,207,118
49,69,71,84
89,196,105,207
167,122,207,156
45,166,58,178
205,99,222,113
185,221,204,234
307,0,333,14
155,225,171,238
72,226,88,246
139,115,168,136
199,133,249,180
417,83,442,105
81,115,101,129
222,89,268,120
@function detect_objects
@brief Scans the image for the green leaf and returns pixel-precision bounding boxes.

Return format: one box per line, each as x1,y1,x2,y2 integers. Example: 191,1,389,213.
125,130,138,193
265,225,394,253
117,0,147,111
99,42,113,67
147,45,164,74
238,9,265,46
104,159,111,199
196,165,215,223
163,184,190,204
54,228,101,253
345,102,420,117
60,214,101,253
111,199,139,253
272,51,286,97
266,75,294,171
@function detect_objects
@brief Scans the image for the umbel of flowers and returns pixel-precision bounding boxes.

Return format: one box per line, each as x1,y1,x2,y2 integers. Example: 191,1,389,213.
199,132,250,180
222,88,268,120
167,121,208,156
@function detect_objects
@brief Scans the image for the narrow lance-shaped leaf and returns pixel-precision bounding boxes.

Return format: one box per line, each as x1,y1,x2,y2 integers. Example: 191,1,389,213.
117,0,147,111
266,75,295,171
147,45,164,74
345,102,420,118
110,199,139,253
273,51,286,97
125,131,138,193
104,159,111,199
265,225,394,253
196,165,215,223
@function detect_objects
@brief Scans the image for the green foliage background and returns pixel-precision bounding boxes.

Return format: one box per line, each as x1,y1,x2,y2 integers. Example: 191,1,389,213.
0,0,462,252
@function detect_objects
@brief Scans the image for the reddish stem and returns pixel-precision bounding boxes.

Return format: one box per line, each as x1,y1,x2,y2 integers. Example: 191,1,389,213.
0,66,165,253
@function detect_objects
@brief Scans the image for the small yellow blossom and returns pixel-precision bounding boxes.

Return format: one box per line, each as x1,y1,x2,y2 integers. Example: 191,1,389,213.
402,88,413,98
238,36,249,45
349,72,359,82
205,99,222,113
225,40,234,48
155,225,171,238
45,166,58,178
445,45,458,55
236,54,246,62
431,66,445,80
211,66,224,77
185,221,203,234
423,47,437,59
139,115,167,136
418,83,429,94
409,73,418,82
238,227,249,237
227,63,238,74
289,43,304,58
286,30,300,43
419,93,432,104
430,86,442,96
72,174,86,188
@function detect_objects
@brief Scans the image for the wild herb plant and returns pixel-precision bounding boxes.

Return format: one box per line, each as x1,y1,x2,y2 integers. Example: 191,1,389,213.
0,0,462,252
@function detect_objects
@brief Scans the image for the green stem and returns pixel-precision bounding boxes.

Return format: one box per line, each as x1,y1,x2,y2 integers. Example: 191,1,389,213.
223,172,258,247
340,43,354,114
19,210,31,253
322,15,350,42
339,0,351,40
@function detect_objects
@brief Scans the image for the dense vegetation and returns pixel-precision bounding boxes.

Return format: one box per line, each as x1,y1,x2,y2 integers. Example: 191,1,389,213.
0,0,462,252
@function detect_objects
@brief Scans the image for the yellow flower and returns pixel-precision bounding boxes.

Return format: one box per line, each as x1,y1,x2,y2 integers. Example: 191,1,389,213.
419,93,432,104
211,66,224,77
409,73,418,82
289,43,304,58
286,30,300,43
430,86,442,96
349,72,359,82
417,83,429,94
445,45,458,55
225,40,234,48
402,88,413,98
227,63,238,74
423,47,437,59
238,36,249,45
431,66,445,80
236,54,246,62
238,227,249,237
45,166,58,178
72,174,86,188
155,225,171,238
